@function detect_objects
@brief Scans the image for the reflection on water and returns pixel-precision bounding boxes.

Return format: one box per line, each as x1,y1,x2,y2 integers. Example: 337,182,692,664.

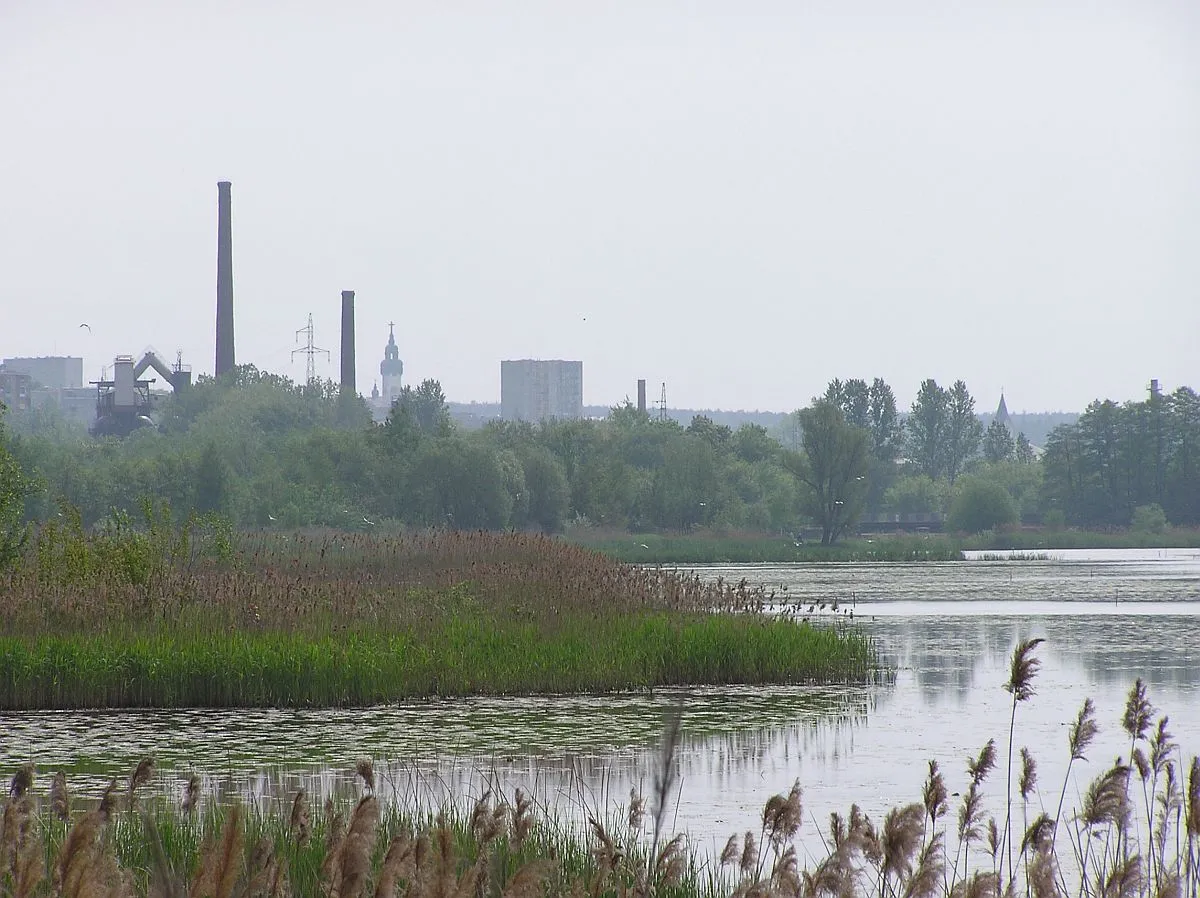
874,613,1200,699
2,550,1199,859
0,685,868,801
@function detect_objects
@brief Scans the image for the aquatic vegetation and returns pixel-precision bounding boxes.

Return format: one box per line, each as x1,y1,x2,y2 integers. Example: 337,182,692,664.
0,524,879,708
975,551,1055,562
1,652,1198,898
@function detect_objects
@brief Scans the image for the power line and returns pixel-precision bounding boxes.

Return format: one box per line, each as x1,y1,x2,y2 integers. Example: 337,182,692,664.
291,313,330,383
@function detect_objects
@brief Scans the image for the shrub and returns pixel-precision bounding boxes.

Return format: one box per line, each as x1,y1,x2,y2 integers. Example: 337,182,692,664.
1131,502,1168,534
1042,508,1066,531
946,477,1018,534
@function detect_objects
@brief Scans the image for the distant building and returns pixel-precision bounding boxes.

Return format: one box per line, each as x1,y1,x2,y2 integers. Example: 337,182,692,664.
379,323,404,403
994,392,1011,431
501,359,583,422
2,356,84,390
0,366,33,412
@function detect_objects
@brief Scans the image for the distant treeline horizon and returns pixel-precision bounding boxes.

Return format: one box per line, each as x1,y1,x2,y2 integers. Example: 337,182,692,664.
444,401,1078,448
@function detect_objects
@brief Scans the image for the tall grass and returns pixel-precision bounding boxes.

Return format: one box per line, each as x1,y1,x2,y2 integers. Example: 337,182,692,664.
1,645,1197,898
0,614,877,710
0,515,880,708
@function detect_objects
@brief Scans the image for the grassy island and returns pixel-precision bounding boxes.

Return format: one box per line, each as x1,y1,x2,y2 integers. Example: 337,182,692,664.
0,515,878,709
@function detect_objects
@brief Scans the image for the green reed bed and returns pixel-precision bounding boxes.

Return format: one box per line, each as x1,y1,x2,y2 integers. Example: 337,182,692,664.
0,518,879,709
0,613,875,710
573,532,966,564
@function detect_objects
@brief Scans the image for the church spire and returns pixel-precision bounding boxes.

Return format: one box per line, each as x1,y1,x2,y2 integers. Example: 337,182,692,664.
995,391,1011,428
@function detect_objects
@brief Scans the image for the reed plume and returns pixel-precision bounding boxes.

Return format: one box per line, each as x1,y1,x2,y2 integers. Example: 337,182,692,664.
326,795,380,898
46,770,70,822
8,764,33,800
627,789,646,833
1123,680,1155,744
372,836,412,898
880,803,925,885
1001,639,1042,889
355,757,375,793
1070,698,1101,761
923,760,948,826
1081,764,1132,829
182,775,201,817
1098,855,1142,898
511,789,533,848
648,706,683,885
290,789,312,846
1019,749,1037,802
719,835,739,867
904,831,944,898
499,861,549,898
129,756,155,808
55,808,111,898
1055,698,1100,842
188,804,243,898
1004,638,1044,704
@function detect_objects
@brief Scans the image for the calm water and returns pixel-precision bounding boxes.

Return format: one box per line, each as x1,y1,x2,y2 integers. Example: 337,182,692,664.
3,548,1199,862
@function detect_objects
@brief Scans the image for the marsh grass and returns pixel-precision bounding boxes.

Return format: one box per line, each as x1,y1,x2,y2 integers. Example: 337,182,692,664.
0,521,879,709
1,653,1197,898
975,552,1055,562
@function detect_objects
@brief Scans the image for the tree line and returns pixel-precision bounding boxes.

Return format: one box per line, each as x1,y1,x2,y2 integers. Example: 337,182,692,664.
1,366,1194,544
1040,387,1200,529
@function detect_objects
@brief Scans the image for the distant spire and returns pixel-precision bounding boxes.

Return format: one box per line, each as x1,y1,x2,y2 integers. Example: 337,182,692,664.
995,392,1011,428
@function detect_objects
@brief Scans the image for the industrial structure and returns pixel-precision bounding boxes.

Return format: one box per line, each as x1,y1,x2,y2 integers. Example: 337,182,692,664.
88,351,190,437
340,290,356,396
500,359,583,422
637,379,647,414
380,323,404,403
215,180,235,378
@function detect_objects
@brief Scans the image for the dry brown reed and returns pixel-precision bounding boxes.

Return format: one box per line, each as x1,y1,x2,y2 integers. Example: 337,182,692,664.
3,530,784,638
182,775,201,818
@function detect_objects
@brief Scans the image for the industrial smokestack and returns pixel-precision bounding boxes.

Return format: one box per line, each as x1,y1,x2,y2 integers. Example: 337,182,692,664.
637,379,647,414
215,181,235,377
340,290,356,395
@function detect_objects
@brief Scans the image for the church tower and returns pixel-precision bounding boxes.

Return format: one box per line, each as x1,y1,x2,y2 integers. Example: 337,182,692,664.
380,323,404,402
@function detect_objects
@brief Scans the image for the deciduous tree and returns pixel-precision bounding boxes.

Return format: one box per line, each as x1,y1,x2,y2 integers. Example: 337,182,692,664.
786,401,869,545
944,380,983,483
906,379,948,479
983,419,1015,464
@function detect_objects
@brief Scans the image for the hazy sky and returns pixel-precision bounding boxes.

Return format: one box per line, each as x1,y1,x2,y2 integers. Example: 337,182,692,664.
2,1,1197,413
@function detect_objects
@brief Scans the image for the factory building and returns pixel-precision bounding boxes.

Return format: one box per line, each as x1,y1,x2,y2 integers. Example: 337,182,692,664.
500,359,583,422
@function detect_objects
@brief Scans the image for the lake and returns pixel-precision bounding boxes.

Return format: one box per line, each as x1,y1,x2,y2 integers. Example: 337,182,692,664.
3,548,1199,863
